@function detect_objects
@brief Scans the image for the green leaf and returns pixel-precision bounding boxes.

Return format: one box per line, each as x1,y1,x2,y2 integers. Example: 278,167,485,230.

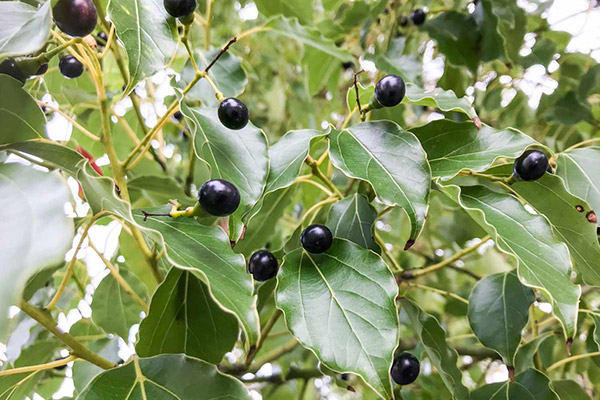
329,121,431,244
264,16,353,62
0,1,51,58
424,12,479,72
511,174,600,286
439,183,581,338
364,37,421,83
404,83,478,119
516,369,559,400
184,106,269,221
514,332,554,372
400,299,470,400
78,354,252,399
107,0,177,93
128,175,194,204
479,0,527,64
255,0,313,24
551,380,592,400
91,269,147,339
325,194,377,251
265,129,327,194
134,211,260,347
276,239,399,398
304,48,340,96
556,147,600,213
136,268,238,363
468,271,534,366
0,163,73,337
410,120,535,179
471,381,536,400
0,75,46,144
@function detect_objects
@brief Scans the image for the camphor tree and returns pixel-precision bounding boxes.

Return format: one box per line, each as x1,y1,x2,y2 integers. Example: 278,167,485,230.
1,0,600,398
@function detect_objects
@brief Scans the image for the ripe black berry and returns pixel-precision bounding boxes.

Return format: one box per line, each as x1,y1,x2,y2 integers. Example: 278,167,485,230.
399,16,409,27
513,150,549,182
375,75,406,107
97,31,108,44
218,98,249,130
59,56,84,79
391,352,420,385
0,59,26,84
546,164,553,174
164,0,197,19
53,0,98,38
248,250,279,281
173,110,184,121
198,179,240,217
411,9,426,25
34,63,49,76
342,61,353,70
301,225,333,254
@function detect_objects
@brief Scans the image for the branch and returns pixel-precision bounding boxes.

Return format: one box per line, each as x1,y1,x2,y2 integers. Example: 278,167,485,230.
547,351,600,371
0,355,78,377
240,367,322,384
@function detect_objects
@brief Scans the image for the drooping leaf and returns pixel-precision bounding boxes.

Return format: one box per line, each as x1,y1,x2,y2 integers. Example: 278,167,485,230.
91,269,147,339
325,194,377,251
516,369,559,400
0,75,46,144
0,163,73,337
556,147,600,213
134,210,260,347
410,120,535,179
468,271,534,366
551,380,592,400
107,0,177,93
78,355,252,399
0,1,51,58
255,0,313,24
277,239,399,398
184,106,269,221
440,183,581,338
404,83,478,119
136,268,238,363
329,121,431,244
511,174,600,286
400,298,470,400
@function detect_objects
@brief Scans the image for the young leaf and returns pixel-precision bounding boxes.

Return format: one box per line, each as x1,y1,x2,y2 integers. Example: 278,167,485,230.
440,183,581,339
0,1,51,58
0,75,46,144
400,298,470,400
107,0,177,93
134,210,260,347
404,83,478,119
0,164,73,338
468,271,534,366
556,147,600,213
136,268,238,364
410,120,535,179
277,239,399,398
78,355,252,399
325,194,378,251
329,121,431,245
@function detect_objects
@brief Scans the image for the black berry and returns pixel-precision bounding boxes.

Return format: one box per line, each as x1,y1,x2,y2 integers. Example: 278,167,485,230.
164,0,197,19
218,98,249,130
248,250,279,281
399,16,409,27
173,110,184,121
198,179,240,217
34,63,49,76
59,55,84,79
53,0,98,38
0,59,26,84
53,357,68,371
375,74,406,107
546,164,553,174
513,150,549,182
301,225,333,254
97,31,108,44
342,61,353,70
391,352,420,385
411,9,426,25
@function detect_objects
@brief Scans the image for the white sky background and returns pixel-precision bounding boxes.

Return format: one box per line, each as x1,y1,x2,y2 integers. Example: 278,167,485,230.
1,0,599,399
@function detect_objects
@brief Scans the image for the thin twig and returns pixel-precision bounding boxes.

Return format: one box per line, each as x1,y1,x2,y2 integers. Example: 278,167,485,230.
204,37,237,73
0,355,78,377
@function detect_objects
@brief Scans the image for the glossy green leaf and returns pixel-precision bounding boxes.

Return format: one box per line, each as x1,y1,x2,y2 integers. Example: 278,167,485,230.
325,194,377,251
277,239,399,398
471,381,535,400
128,175,194,204
0,1,51,58
440,183,581,338
425,12,479,72
78,354,251,399
255,0,313,24
184,106,269,221
265,129,326,194
329,121,431,243
0,75,46,144
468,271,534,366
480,0,527,64
91,269,147,339
134,210,260,347
400,298,470,400
107,0,177,93
511,174,600,286
364,37,421,83
556,147,600,213
514,332,554,372
516,369,559,400
551,380,592,400
136,268,238,363
404,83,478,119
0,163,73,337
410,120,535,179
264,16,353,62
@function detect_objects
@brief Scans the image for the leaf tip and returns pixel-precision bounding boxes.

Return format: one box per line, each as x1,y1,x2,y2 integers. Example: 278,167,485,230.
404,239,415,251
